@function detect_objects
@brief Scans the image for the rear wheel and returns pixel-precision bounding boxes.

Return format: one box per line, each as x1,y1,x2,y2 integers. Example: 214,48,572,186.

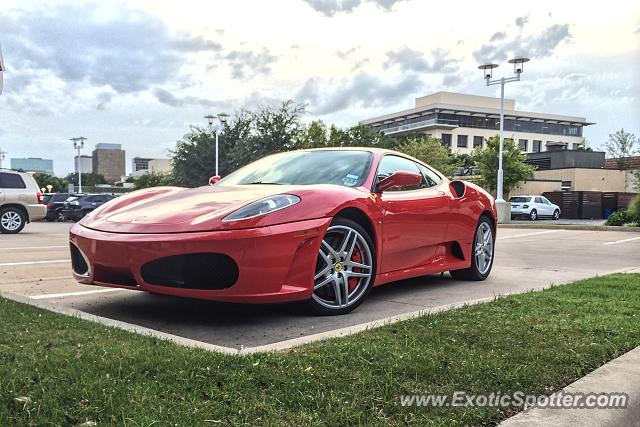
0,207,26,234
450,216,494,281
308,218,376,315
529,209,538,221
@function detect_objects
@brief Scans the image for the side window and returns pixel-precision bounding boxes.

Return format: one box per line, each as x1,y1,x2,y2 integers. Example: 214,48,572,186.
0,172,27,189
542,197,552,205
376,155,422,191
534,197,543,204
417,164,441,188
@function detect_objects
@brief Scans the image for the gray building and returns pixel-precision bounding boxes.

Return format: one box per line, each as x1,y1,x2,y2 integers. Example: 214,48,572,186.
132,157,152,172
92,143,125,184
74,155,93,174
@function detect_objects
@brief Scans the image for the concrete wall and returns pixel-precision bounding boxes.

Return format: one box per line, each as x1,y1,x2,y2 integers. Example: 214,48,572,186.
415,92,516,110
512,180,563,196
531,168,627,192
148,159,172,173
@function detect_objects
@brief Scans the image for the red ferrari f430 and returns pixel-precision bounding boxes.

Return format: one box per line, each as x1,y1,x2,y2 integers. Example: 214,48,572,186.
70,148,496,315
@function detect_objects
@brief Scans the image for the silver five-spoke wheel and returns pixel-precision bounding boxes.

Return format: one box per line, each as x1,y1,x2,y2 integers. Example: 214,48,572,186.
312,222,374,314
0,209,24,233
474,221,493,275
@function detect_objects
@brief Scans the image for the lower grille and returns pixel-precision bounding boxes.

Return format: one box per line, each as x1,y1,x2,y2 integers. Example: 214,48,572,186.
70,244,89,276
141,253,239,290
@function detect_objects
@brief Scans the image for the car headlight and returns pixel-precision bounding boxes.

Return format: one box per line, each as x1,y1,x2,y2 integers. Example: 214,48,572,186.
223,194,301,222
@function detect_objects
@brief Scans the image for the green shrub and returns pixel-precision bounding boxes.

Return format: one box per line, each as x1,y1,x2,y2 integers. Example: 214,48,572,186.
606,210,630,226
627,194,640,222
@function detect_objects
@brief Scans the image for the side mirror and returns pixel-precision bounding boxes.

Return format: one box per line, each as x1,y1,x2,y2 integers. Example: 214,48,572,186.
376,171,422,193
209,176,221,186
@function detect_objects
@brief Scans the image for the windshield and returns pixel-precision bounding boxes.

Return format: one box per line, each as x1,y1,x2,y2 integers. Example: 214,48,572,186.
218,150,373,187
509,197,530,203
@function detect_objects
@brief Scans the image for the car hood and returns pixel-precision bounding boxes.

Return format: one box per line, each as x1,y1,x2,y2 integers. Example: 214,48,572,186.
80,184,362,234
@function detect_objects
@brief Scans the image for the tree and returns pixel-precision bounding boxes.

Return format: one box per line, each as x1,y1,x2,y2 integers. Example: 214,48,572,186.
134,172,174,189
395,136,460,178
33,172,68,193
472,134,535,195
604,128,638,169
64,172,107,188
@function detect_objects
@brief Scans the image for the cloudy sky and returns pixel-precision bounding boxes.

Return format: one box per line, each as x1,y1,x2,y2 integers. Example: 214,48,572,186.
1,0,638,176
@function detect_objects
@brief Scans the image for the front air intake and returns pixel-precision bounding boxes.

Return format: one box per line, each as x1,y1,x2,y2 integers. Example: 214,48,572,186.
70,243,89,276
141,253,239,290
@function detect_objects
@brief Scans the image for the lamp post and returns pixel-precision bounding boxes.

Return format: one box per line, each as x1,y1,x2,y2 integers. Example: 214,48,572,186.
204,113,229,176
478,57,530,223
0,41,5,169
70,137,87,193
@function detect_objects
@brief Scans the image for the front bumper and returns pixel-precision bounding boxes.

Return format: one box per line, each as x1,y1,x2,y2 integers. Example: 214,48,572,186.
69,217,331,304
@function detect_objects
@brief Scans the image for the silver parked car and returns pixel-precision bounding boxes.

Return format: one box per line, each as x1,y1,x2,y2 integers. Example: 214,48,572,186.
0,170,47,233
510,195,561,221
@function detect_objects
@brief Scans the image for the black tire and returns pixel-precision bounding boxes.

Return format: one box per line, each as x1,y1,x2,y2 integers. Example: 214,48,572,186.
0,207,27,234
553,209,560,220
45,216,56,222
450,215,495,281
529,209,538,221
307,217,376,316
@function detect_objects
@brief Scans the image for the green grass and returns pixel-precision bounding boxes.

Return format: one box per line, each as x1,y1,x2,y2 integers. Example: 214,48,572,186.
1,273,640,426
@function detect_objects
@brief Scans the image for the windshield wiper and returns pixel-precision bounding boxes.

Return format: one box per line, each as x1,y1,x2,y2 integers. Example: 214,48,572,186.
247,181,282,185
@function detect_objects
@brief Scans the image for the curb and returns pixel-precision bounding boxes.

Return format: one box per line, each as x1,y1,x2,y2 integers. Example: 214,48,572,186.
500,346,640,426
499,223,640,232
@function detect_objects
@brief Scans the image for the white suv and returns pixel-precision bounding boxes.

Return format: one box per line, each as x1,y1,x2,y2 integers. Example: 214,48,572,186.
0,170,47,233
509,195,561,221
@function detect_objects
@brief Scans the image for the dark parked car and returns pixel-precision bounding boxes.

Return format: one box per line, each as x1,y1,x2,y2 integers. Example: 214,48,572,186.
62,194,116,222
42,193,74,221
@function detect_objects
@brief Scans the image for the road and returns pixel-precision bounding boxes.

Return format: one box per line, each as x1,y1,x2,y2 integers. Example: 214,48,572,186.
1,222,639,350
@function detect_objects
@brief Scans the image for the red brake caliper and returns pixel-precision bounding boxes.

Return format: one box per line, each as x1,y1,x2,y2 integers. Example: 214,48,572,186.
348,248,362,291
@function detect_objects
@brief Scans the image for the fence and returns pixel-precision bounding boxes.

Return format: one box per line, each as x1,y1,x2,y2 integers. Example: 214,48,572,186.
542,191,637,219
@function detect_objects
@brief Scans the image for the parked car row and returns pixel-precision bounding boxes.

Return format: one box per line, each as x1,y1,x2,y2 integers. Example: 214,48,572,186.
1,168,118,233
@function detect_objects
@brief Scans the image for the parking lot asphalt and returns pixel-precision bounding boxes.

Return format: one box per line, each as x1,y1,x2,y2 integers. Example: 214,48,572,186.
1,222,639,350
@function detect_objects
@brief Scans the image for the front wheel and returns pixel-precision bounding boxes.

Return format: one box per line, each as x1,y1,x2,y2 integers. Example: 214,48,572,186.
450,216,495,281
553,209,560,220
308,218,376,315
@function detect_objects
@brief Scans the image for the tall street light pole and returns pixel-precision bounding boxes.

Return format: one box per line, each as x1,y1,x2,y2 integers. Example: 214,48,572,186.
70,137,87,193
204,113,229,177
478,57,530,223
0,41,5,169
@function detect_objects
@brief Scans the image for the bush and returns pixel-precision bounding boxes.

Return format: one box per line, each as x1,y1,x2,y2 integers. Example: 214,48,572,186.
627,194,640,222
606,210,630,226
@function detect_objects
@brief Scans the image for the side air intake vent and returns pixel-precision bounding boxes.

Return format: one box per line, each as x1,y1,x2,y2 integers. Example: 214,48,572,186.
70,244,89,276
141,253,239,290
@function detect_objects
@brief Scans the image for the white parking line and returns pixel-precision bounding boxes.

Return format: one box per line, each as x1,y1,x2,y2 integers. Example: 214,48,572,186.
497,230,565,240
30,288,128,300
0,259,69,266
0,245,68,251
604,236,640,246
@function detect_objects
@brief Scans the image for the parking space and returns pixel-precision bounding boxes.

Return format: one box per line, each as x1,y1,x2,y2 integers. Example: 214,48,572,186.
1,222,639,351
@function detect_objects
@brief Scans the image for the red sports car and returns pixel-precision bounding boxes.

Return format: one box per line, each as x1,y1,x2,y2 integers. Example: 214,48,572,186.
70,148,496,315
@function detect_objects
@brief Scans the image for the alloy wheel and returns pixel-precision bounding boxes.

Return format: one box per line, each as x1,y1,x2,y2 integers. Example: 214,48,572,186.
474,222,493,275
1,210,23,231
313,225,373,310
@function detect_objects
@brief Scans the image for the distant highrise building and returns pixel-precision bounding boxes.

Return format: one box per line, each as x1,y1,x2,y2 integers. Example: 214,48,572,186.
74,155,93,174
92,143,125,184
132,157,152,172
11,157,54,174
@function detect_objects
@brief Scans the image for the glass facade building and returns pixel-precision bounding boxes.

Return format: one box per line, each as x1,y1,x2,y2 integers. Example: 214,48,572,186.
10,157,54,174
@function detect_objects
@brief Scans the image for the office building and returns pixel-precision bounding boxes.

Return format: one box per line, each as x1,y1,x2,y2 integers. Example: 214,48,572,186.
92,143,125,184
74,155,93,174
362,92,594,154
132,157,152,172
10,157,54,174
